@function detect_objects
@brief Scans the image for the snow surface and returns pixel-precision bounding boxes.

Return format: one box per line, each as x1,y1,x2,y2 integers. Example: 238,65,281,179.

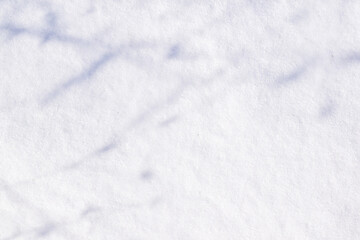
1,0,360,239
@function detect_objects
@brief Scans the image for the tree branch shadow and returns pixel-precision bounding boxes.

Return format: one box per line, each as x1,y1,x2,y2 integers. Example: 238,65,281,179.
40,49,120,106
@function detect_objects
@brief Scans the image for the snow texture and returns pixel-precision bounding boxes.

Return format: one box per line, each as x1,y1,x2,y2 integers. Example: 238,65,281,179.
1,0,360,239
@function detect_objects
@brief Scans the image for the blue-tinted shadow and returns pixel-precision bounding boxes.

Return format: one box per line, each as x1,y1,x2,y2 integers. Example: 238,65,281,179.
275,66,306,86
167,44,180,59
41,50,120,105
343,52,360,64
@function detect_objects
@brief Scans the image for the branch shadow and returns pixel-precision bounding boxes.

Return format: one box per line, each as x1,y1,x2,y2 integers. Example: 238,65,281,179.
0,22,96,47
274,65,307,86
342,52,360,64
40,50,120,105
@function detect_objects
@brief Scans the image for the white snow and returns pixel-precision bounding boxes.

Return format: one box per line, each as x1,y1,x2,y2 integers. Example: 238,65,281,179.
1,0,360,239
